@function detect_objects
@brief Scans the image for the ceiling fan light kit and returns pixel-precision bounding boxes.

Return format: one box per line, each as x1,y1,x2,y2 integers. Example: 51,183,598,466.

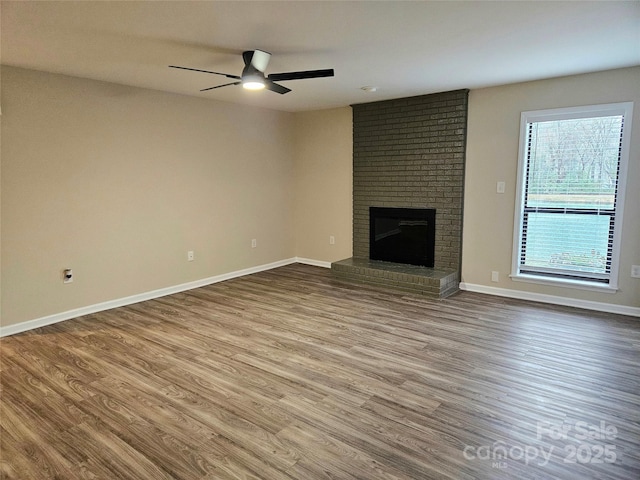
242,75,266,90
242,81,265,90
170,49,334,95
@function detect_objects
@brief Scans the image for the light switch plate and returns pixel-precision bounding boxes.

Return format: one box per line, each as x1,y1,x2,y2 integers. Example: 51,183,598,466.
496,181,506,194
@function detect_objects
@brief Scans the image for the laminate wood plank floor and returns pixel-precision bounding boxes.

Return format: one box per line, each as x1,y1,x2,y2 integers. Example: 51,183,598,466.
1,263,639,479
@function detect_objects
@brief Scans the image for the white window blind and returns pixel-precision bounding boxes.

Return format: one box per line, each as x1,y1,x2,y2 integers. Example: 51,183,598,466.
512,103,633,289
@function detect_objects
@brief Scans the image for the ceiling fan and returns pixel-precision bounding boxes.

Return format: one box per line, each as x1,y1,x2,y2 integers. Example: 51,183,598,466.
169,49,334,95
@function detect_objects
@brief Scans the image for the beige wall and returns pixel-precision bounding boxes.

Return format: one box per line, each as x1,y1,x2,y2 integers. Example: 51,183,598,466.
463,67,640,308
293,108,352,263
0,67,3,321
3,65,638,329
1,66,296,327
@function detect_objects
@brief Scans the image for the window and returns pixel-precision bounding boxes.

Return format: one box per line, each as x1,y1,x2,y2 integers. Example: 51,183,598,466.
512,102,633,290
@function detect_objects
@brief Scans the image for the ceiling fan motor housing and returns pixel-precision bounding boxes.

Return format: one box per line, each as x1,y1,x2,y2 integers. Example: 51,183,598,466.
242,64,264,81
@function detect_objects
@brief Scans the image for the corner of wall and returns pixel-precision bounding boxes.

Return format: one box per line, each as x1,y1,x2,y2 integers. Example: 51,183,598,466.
292,107,353,264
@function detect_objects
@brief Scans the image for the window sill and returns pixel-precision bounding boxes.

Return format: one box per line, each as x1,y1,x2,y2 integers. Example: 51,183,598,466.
509,273,618,294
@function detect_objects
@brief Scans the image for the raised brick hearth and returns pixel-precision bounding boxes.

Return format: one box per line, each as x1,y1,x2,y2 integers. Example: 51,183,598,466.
331,89,468,298
332,258,458,298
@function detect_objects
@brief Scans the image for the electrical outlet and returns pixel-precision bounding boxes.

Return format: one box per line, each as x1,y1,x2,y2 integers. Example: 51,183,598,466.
329,235,335,245
63,268,73,284
187,251,194,262
632,265,640,278
491,271,499,282
251,239,257,248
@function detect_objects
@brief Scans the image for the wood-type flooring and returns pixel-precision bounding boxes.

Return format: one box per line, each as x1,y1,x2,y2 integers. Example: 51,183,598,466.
1,263,639,479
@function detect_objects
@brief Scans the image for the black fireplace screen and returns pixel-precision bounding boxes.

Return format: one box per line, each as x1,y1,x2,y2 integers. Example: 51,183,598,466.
369,207,436,267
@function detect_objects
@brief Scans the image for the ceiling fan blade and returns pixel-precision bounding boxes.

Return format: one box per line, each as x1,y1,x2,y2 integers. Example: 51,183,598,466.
268,69,334,82
169,65,241,80
200,82,241,92
242,49,271,72
265,81,291,95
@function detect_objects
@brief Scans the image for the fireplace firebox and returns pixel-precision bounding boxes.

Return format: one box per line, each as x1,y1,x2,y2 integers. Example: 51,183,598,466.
369,207,436,267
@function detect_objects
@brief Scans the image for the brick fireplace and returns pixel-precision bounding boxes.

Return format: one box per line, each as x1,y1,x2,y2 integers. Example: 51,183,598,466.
331,89,468,298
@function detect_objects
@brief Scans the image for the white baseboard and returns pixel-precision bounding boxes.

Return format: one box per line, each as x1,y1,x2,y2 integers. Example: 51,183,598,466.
459,282,640,317
294,257,332,269
0,258,299,338
5,262,635,338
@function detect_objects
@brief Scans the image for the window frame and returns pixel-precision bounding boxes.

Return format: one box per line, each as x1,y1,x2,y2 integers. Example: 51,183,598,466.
511,102,634,292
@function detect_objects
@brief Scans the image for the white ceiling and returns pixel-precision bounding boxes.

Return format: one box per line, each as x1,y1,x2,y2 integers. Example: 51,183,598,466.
2,1,639,112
